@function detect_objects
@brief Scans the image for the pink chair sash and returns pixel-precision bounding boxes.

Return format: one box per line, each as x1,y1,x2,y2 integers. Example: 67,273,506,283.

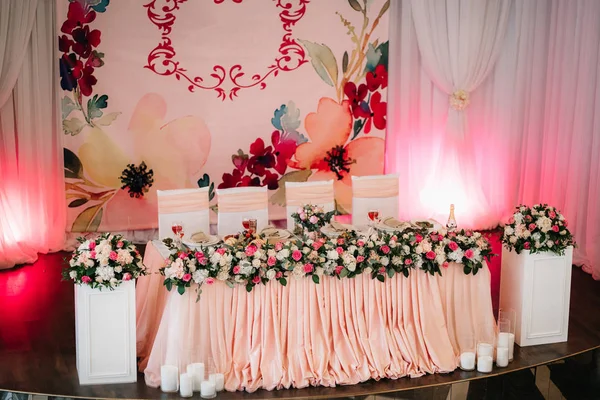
219,191,268,212
158,192,209,214
286,184,334,207
353,177,399,198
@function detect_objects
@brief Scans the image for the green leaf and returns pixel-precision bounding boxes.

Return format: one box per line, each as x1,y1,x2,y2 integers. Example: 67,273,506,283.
63,117,86,136
376,274,385,282
342,51,349,73
72,204,103,231
62,96,77,119
463,265,471,275
348,0,362,11
339,268,349,278
298,40,339,87
177,285,185,295
68,198,88,208
87,94,108,119
95,111,121,126
246,284,253,292
402,269,409,277
312,274,320,284
387,268,395,278
376,41,389,69
64,148,83,179
270,169,313,206
279,277,287,286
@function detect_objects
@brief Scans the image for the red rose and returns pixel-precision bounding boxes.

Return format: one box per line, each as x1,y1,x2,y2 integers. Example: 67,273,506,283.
552,225,559,232
523,242,531,250
426,251,436,260
183,273,192,282
448,241,459,251
303,263,314,273
464,249,474,259
252,276,261,284
528,223,536,231
334,265,343,275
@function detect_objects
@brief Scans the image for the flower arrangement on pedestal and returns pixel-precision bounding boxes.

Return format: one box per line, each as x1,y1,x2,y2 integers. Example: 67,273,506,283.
63,233,146,289
291,204,336,235
502,204,575,255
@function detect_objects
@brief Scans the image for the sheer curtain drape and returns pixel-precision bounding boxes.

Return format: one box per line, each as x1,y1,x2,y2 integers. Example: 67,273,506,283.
386,0,600,278
0,0,66,269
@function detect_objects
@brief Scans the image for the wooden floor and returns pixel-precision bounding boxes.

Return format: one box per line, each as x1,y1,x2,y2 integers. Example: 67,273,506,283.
0,251,599,400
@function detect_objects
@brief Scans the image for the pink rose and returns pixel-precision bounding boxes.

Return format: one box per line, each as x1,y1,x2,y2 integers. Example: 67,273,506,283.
336,247,344,254
178,252,187,259
233,265,241,274
252,275,261,284
379,267,386,274
465,230,473,237
275,271,283,279
438,234,444,241
267,256,276,266
88,241,96,250
334,265,344,275
404,258,413,265
337,238,345,245
357,240,365,247
448,241,459,251
391,235,398,241
245,244,257,257
292,250,302,261
216,248,226,255
464,249,474,259
380,245,391,254
109,251,118,261
81,276,91,283
447,231,457,238
523,242,531,250
123,273,132,281
552,225,559,232
183,273,192,282
309,215,319,224
525,215,532,222
89,251,97,259
442,262,449,269
198,256,208,266
312,241,322,250
205,277,215,285
564,220,569,227
415,234,423,243
303,263,314,273
508,216,515,224
357,255,365,263
549,211,556,219
430,233,439,242
528,223,536,231
275,242,284,251
195,251,204,259
299,212,306,220
426,251,436,260
117,241,124,248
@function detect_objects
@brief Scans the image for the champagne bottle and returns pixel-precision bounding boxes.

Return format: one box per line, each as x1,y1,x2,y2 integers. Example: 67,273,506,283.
446,204,457,231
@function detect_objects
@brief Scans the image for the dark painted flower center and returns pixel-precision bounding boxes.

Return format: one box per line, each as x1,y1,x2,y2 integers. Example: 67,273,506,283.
325,145,355,180
119,161,154,198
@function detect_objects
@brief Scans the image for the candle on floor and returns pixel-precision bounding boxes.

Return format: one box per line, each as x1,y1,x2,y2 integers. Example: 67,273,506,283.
214,373,225,391
477,355,493,373
459,352,476,371
187,363,205,392
508,333,515,361
179,372,193,397
160,365,179,393
201,380,217,399
477,343,494,358
497,332,510,348
496,347,509,367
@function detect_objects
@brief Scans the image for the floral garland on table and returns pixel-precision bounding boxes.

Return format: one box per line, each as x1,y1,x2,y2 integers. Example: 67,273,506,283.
63,233,146,290
291,204,337,233
502,204,575,255
160,225,494,296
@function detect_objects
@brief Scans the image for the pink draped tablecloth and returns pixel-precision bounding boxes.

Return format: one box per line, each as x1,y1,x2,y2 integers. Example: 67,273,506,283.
136,240,496,392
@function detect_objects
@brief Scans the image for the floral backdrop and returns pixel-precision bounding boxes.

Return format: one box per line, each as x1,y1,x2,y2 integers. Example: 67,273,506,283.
58,0,389,232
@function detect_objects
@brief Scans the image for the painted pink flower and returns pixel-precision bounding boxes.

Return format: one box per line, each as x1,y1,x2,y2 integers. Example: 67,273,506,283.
89,251,97,259
267,256,276,266
117,241,124,248
245,244,257,257
183,273,192,282
109,251,118,261
292,250,302,261
524,242,531,250
404,258,413,265
464,249,474,259
275,271,283,279
303,263,314,273
380,245,390,254
252,275,261,284
442,262,449,269
357,255,365,263
448,241,459,251
81,275,91,283
379,267,386,274
335,265,344,275
552,225,559,232
336,246,344,254
415,234,423,243
88,241,96,250
216,248,226,255
275,242,284,251
232,265,241,274
205,277,215,285
528,223,536,231
426,251,436,260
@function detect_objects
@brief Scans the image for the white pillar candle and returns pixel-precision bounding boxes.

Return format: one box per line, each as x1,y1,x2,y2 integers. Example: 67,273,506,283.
497,332,510,348
477,343,494,358
201,380,217,398
187,363,205,392
477,355,493,373
179,372,193,397
459,352,476,371
508,333,515,361
214,373,225,391
160,365,179,393
496,347,509,367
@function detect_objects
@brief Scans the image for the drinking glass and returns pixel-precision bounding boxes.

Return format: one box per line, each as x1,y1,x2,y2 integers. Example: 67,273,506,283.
242,218,251,231
248,218,257,234
172,221,184,242
368,209,380,225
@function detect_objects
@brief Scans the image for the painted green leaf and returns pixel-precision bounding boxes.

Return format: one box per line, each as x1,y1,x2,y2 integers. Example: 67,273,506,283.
270,169,313,206
377,0,390,20
89,0,110,13
352,119,365,140
95,111,121,126
348,0,362,12
68,198,89,208
87,94,108,119
62,96,77,119
64,148,83,179
63,117,86,136
298,40,338,87
376,40,389,69
72,204,103,232
342,51,349,73
197,173,216,201
365,43,382,72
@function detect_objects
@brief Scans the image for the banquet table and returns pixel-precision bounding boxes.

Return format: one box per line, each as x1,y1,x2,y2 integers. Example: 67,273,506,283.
136,239,497,392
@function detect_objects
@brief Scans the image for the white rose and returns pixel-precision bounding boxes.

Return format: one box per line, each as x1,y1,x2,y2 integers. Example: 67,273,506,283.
95,276,103,283
114,266,123,273
364,267,373,274
69,271,77,279
315,267,324,277
252,259,261,268
347,262,357,272
510,236,517,244
392,256,402,266
266,269,276,280
504,226,514,236
380,257,390,266
276,249,290,260
536,216,552,233
326,250,339,261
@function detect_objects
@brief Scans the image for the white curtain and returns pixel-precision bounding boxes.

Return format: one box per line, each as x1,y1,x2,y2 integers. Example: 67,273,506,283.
0,0,66,269
387,0,600,278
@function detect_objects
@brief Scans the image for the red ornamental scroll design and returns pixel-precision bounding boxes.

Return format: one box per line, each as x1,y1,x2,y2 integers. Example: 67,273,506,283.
144,0,309,100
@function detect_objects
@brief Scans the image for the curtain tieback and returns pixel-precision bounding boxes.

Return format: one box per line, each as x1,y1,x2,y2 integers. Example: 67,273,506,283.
449,89,470,111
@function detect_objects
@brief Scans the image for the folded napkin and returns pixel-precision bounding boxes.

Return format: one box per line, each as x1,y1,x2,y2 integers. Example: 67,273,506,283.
261,226,280,238
329,221,349,232
383,217,403,228
190,231,209,243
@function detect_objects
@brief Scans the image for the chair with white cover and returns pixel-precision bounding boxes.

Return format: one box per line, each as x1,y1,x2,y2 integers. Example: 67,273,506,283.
157,188,210,240
217,186,269,236
285,180,335,230
352,174,399,226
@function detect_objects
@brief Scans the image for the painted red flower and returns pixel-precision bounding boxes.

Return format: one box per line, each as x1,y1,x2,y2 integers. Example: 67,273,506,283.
59,35,74,53
61,1,96,34
363,92,387,134
343,82,370,119
78,66,98,96
219,169,260,188
71,25,101,58
366,65,388,92
271,130,297,175
247,138,276,176
262,170,280,190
